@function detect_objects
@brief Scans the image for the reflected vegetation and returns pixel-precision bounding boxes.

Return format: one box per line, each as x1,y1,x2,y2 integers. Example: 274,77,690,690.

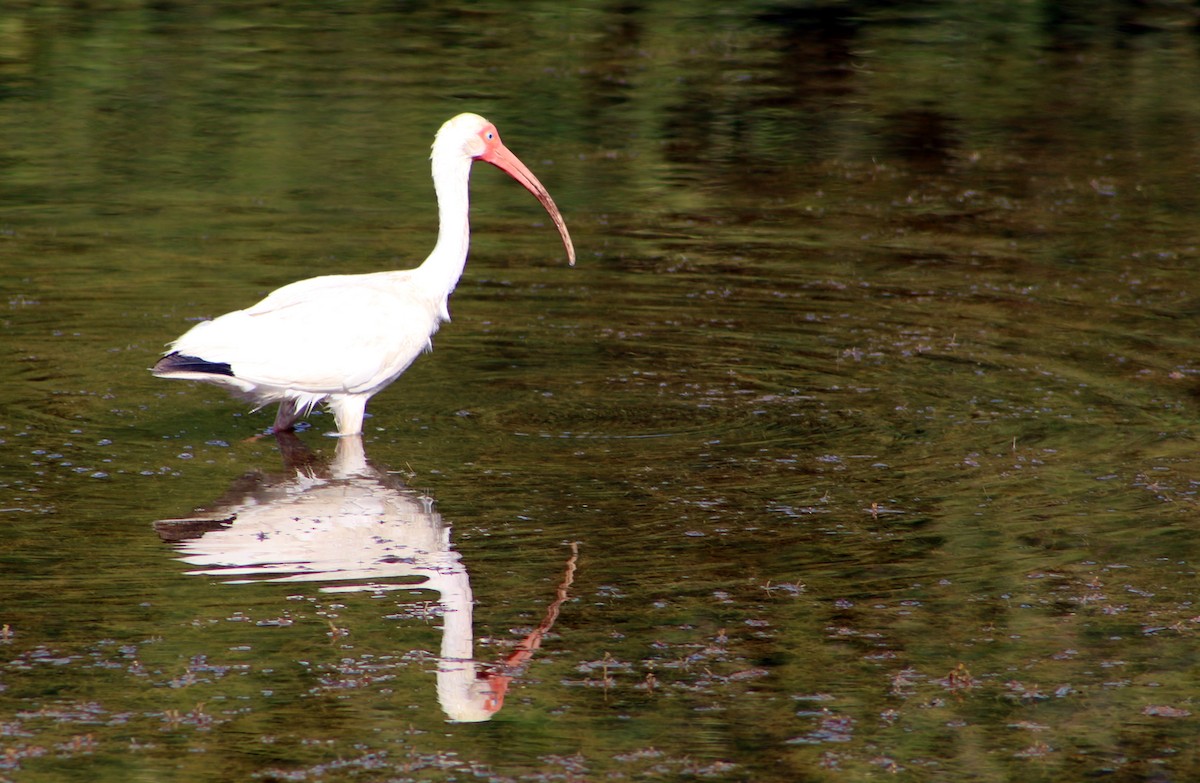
154,433,577,724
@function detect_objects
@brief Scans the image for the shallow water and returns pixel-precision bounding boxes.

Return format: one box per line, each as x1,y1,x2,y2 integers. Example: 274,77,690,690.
4,2,1200,781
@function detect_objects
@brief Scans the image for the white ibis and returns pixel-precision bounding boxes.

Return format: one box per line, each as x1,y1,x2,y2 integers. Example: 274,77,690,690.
152,113,574,435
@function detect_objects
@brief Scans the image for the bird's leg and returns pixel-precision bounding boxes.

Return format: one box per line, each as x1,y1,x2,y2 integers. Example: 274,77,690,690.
328,394,368,437
273,398,305,432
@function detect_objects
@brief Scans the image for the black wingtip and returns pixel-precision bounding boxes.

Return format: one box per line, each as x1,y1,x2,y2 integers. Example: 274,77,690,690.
153,352,235,377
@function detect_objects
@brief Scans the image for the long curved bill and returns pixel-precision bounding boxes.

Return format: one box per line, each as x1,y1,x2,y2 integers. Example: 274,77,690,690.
482,143,576,266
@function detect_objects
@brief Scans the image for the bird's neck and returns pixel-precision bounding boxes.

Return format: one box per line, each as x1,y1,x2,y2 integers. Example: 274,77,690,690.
416,154,473,304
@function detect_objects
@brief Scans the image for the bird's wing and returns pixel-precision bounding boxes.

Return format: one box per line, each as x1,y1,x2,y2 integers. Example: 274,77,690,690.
171,274,441,395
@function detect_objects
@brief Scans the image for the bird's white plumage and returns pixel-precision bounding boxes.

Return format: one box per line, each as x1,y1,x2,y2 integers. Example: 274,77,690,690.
170,271,439,394
153,112,574,435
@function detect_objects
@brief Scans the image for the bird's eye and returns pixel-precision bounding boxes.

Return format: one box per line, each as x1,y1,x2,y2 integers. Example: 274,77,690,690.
486,132,495,140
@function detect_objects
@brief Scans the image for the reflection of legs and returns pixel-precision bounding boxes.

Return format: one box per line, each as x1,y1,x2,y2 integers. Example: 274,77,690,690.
329,394,368,436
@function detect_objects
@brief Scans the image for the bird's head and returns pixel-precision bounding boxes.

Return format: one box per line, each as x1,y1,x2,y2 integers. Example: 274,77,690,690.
432,113,575,265
433,112,494,159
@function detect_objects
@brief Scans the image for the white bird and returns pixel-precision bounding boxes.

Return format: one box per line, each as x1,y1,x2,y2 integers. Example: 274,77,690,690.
152,112,575,436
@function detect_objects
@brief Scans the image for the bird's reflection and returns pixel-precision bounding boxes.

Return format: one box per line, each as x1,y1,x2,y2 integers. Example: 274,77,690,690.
153,432,576,723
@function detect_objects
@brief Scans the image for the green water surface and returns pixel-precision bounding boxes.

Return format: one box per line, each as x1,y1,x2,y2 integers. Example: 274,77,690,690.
3,2,1200,781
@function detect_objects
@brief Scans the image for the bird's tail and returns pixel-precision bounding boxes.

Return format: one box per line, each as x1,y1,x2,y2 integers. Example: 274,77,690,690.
152,352,236,378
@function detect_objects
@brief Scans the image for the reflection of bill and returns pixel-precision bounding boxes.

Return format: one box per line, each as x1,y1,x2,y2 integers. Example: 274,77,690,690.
154,433,578,723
